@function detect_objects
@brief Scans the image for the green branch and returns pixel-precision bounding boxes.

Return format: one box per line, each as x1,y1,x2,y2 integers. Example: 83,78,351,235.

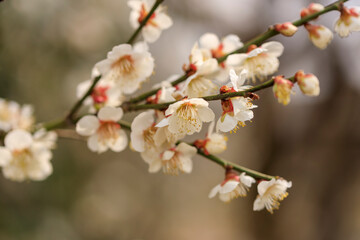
127,0,165,44
124,0,346,105
196,149,274,180
126,76,295,111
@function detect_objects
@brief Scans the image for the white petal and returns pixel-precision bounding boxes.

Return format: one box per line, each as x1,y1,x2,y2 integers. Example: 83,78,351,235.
148,158,162,173
76,115,99,136
253,196,265,211
109,129,128,152
226,53,247,66
261,41,284,57
179,155,193,173
240,173,256,187
199,33,220,50
219,180,239,194
208,184,221,198
197,106,215,122
98,107,123,122
257,179,275,196
5,129,33,151
156,13,173,29
177,142,197,157
155,118,169,128
222,34,243,53
216,114,238,133
142,25,162,43
197,58,219,76
0,147,11,166
247,48,267,58
162,150,175,160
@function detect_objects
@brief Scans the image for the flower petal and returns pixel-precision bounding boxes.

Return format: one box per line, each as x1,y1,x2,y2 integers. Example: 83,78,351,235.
76,115,99,136
5,129,33,151
98,107,123,122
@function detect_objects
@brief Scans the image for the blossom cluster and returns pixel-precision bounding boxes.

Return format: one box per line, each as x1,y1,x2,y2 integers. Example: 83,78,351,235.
1,0,359,214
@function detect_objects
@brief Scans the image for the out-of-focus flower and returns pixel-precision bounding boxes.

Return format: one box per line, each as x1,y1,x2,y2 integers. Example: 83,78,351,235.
273,76,294,106
77,79,124,112
236,42,284,82
295,70,320,96
301,3,325,18
147,77,178,104
0,129,56,182
305,23,333,49
141,142,197,174
128,0,173,43
199,33,244,82
156,98,215,137
76,107,128,153
216,69,257,133
0,98,34,132
209,172,256,202
274,22,298,37
334,6,360,37
95,42,154,94
253,178,292,214
194,121,227,155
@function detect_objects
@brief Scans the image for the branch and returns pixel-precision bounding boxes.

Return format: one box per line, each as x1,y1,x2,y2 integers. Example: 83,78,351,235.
196,149,274,180
126,76,295,111
124,0,346,105
127,0,165,44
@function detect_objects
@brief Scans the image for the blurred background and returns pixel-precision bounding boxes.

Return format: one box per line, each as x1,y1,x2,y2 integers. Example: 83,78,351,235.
1,0,360,239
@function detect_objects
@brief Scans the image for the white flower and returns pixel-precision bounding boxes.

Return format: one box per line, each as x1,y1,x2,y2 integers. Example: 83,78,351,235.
272,76,294,105
0,129,55,182
141,142,197,174
305,23,333,50
216,69,257,133
153,111,184,146
128,0,173,43
0,98,34,132
131,111,162,152
76,107,128,153
95,42,154,94
295,70,320,96
236,41,284,82
199,33,244,82
147,76,178,104
209,172,256,202
334,6,360,38
253,178,292,214
194,121,227,155
156,98,215,137
76,79,124,112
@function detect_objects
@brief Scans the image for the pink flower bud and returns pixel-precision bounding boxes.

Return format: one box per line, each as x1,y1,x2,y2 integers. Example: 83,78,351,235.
305,23,333,49
335,6,360,38
295,70,320,96
273,76,294,106
275,22,298,37
301,3,324,18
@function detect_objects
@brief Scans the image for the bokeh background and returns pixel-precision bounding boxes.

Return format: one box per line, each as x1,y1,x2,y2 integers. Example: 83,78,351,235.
1,0,360,239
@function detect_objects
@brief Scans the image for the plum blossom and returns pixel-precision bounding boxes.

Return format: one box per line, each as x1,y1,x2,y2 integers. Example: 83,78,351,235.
305,23,333,50
156,98,215,137
272,76,294,105
0,129,56,182
194,121,227,155
128,0,173,43
0,98,34,132
77,79,124,112
95,42,154,94
216,69,257,133
199,33,244,82
146,76,179,104
209,172,256,202
253,178,292,214
76,107,128,153
295,70,320,96
334,6,360,37
236,42,284,82
141,142,197,174
181,43,219,98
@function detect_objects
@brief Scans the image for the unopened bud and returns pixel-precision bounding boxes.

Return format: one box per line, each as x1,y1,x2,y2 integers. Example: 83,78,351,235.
275,22,298,37
301,3,324,18
305,23,333,49
295,70,320,96
273,76,294,106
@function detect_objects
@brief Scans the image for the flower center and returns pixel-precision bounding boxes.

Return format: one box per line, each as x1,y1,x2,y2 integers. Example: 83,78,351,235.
91,86,109,104
143,125,157,148
138,4,157,27
97,121,120,143
176,102,198,121
161,151,183,175
12,149,33,171
112,55,135,76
